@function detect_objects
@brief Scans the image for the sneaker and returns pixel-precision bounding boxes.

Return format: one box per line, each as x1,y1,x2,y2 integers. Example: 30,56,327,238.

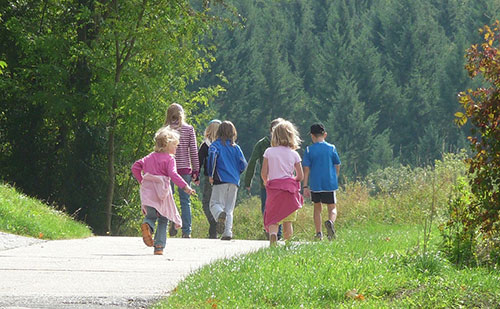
325,220,336,240
315,232,323,241
221,236,232,241
182,233,191,239
154,245,163,255
216,212,226,234
169,222,178,237
140,223,154,247
270,234,278,247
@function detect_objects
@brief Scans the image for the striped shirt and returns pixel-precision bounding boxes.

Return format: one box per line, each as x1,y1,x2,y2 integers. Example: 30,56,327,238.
173,124,199,175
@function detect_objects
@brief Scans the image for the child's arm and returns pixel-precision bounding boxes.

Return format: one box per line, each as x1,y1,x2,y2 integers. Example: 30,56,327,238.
207,145,218,185
260,158,269,186
244,142,261,190
131,159,144,183
294,162,304,182
237,145,248,174
166,157,189,189
303,166,311,198
188,126,200,181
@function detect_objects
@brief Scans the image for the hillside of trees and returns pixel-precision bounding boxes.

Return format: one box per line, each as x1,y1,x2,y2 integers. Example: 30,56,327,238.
200,0,499,180
1,0,498,234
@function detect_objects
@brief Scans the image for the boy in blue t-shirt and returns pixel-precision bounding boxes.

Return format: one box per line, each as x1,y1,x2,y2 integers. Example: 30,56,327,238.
303,123,341,240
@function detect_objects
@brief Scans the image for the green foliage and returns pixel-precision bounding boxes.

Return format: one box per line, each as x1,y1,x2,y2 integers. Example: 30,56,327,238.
0,60,6,74
0,1,231,234
0,183,92,239
454,21,500,265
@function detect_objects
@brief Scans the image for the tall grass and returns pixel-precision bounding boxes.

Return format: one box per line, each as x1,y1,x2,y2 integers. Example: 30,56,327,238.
191,153,467,242
0,183,92,239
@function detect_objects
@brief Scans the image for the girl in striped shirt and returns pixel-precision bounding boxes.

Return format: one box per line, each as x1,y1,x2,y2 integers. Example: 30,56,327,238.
164,103,200,238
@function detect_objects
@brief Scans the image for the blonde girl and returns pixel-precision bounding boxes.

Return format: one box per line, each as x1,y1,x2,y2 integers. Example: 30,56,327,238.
164,103,199,238
131,127,195,255
198,119,221,238
261,120,304,246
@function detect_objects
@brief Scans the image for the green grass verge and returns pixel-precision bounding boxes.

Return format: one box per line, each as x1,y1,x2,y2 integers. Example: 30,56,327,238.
0,183,92,239
156,223,500,308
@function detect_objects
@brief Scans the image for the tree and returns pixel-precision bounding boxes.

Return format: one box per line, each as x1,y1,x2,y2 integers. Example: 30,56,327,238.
87,0,225,233
456,21,500,263
0,1,228,234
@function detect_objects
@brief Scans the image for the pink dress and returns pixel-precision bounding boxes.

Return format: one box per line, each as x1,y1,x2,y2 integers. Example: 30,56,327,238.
139,173,182,227
263,146,303,230
264,178,303,231
131,152,187,227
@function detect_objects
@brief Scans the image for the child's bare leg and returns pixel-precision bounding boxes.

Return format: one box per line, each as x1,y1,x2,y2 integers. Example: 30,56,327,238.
327,203,337,222
283,222,293,240
268,224,279,235
268,224,279,246
313,202,322,233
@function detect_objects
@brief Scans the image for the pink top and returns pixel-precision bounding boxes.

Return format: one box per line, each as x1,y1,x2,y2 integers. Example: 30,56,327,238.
131,152,187,188
171,124,199,176
263,146,301,180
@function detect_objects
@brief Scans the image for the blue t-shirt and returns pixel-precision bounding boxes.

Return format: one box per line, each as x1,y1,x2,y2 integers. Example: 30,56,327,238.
302,141,341,192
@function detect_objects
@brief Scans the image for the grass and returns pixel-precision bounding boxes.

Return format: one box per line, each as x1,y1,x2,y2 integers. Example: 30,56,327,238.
155,153,500,307
0,183,93,239
157,223,500,308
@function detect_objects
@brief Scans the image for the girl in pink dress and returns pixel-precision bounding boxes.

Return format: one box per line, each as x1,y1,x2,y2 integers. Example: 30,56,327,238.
261,120,304,246
132,127,195,255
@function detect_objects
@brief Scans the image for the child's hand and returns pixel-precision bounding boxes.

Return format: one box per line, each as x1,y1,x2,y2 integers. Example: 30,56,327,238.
183,185,196,196
303,187,311,198
209,177,214,185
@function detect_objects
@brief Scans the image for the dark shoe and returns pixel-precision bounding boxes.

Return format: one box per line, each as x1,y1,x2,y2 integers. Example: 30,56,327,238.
169,222,178,237
325,220,336,240
221,236,232,241
216,212,226,234
182,233,191,239
315,232,323,241
270,234,278,247
154,245,163,255
140,223,154,247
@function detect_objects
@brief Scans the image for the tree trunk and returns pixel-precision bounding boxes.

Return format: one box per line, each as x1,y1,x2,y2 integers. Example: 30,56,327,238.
105,118,115,234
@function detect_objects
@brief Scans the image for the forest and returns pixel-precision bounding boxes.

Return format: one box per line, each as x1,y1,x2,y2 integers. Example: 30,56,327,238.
1,0,499,234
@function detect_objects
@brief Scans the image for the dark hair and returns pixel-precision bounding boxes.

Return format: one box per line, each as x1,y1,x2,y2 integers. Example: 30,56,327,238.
217,121,237,144
310,123,326,137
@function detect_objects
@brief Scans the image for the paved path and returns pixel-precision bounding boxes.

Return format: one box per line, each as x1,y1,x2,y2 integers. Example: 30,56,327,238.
0,234,269,308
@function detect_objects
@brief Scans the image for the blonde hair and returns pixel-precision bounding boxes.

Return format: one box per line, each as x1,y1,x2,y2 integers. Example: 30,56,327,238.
164,103,185,127
204,120,221,143
217,121,237,145
270,117,284,132
271,120,301,150
154,126,180,152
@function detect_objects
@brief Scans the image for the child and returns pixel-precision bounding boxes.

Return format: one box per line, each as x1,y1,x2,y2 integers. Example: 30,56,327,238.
131,127,195,255
197,119,221,239
207,121,248,240
164,103,200,238
244,118,284,239
261,120,304,246
302,123,341,241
